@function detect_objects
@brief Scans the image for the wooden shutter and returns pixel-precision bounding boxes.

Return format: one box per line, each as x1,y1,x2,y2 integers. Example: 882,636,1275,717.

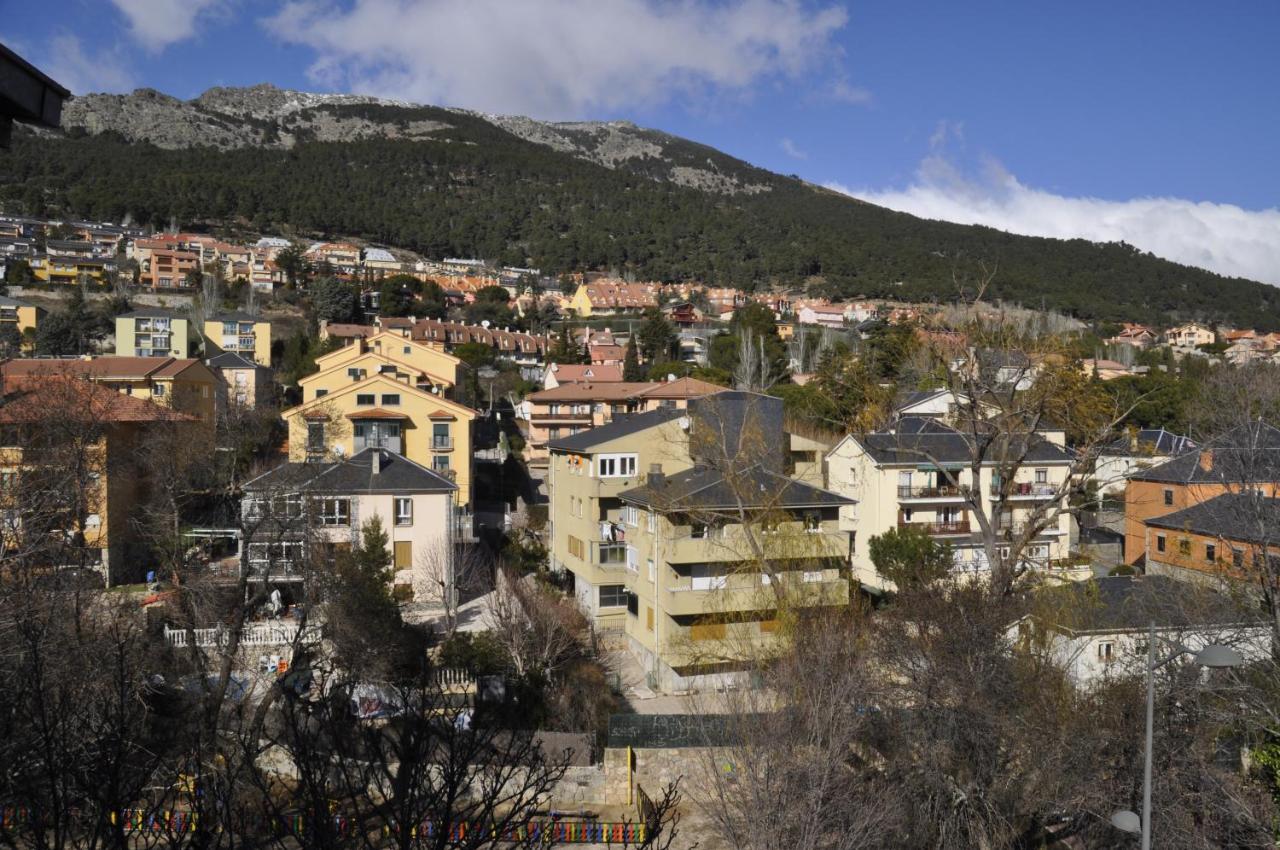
394,541,412,569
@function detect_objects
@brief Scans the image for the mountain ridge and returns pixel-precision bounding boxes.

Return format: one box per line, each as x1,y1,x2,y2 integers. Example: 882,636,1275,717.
7,84,1279,330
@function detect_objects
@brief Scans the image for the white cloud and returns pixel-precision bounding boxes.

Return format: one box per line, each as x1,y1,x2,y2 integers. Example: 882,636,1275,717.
262,0,851,119
828,78,872,105
42,34,136,95
833,155,1280,286
780,137,807,159
110,0,226,50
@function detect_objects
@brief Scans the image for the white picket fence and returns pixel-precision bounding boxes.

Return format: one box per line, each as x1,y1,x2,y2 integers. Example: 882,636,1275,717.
164,622,321,649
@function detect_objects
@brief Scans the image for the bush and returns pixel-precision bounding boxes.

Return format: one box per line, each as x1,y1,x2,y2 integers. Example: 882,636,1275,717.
437,631,509,676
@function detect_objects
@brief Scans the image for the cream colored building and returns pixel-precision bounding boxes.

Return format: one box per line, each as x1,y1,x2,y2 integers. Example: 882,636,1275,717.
115,308,192,358
825,416,1075,590
203,312,271,366
547,392,852,692
2,356,217,426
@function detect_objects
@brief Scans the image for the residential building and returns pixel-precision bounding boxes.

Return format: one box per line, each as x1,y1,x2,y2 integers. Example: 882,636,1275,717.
1,356,217,425
142,247,200,288
299,331,462,402
115,308,192,358
0,373,194,584
362,247,403,275
1122,420,1280,564
825,416,1075,590
1165,322,1216,348
568,281,658,317
543,363,624,390
796,304,848,329
1106,323,1158,348
0,295,44,344
1017,575,1269,687
207,351,271,410
547,392,852,692
1093,428,1197,495
281,370,479,509
521,377,725,465
1079,358,1137,380
241,448,457,601
203,312,271,366
31,254,111,284
1141,492,1280,588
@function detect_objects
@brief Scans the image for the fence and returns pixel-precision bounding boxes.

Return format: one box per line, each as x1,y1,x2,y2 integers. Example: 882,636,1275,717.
163,622,321,649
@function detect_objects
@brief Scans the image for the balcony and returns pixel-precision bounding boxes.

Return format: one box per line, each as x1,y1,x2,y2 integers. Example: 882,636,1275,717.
432,436,455,451
898,483,969,502
530,412,593,424
593,541,630,571
665,523,847,564
665,572,848,616
899,519,971,536
990,483,1057,500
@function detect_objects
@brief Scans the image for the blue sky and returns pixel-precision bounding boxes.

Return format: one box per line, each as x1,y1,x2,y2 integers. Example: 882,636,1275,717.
5,0,1280,282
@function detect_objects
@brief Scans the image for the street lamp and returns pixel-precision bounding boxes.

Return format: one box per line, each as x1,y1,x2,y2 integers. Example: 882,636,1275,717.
1112,622,1244,848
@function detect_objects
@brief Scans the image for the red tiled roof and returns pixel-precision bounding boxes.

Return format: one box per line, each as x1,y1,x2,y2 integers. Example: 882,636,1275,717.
2,356,204,382
427,409,457,420
344,408,409,421
548,364,624,383
0,375,194,423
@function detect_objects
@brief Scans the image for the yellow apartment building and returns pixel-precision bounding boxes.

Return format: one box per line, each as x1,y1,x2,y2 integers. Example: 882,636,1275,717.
0,295,44,348
115,308,192,358
281,373,478,509
302,331,463,402
203,312,271,366
0,374,195,584
547,392,853,692
2,356,218,426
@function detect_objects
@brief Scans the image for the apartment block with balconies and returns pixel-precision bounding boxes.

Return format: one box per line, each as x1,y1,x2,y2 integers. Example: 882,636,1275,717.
826,416,1074,590
547,391,853,692
203,312,271,366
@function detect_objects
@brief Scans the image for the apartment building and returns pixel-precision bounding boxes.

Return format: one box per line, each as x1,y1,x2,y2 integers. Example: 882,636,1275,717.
281,337,478,508
2,356,217,425
143,247,200,288
1123,420,1280,564
567,281,659,317
31,255,111,284
115,308,191,358
206,351,271,411
1140,492,1280,588
241,448,457,602
542,363,624,390
825,416,1075,589
547,392,852,691
1165,322,1216,348
0,373,194,584
0,295,43,344
521,377,725,466
203,312,271,366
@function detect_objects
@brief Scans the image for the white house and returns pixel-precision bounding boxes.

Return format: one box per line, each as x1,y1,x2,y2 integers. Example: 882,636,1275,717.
1092,428,1197,495
1016,575,1270,687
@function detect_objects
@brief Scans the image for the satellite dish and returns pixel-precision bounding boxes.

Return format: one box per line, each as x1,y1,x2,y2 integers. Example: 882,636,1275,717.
679,417,690,430
481,320,491,328
333,444,346,458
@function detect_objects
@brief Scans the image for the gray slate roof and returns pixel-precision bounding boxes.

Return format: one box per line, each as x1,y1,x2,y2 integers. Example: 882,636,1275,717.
118,307,188,319
1104,428,1197,458
618,464,853,511
244,448,456,495
206,351,258,369
1145,492,1280,545
208,311,260,322
856,420,1073,467
1129,420,1280,484
545,407,682,453
1041,575,1262,634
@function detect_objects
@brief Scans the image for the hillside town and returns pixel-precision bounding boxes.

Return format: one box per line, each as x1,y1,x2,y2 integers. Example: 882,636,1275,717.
2,36,1280,850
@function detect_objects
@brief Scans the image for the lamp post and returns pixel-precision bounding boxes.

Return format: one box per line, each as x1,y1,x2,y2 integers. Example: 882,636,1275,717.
1112,622,1243,849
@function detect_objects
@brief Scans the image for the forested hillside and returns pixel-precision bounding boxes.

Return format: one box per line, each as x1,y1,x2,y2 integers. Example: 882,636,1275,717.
5,97,1279,328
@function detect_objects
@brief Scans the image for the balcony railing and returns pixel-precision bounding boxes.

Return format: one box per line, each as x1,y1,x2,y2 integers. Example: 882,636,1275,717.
594,542,629,569
530,412,593,423
432,436,454,450
898,484,968,500
900,519,971,535
991,483,1057,498
163,621,321,649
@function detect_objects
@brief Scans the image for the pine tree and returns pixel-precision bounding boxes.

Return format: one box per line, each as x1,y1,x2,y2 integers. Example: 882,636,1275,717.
623,338,644,381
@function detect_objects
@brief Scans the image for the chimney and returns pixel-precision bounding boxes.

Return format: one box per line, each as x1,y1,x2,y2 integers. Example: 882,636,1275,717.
372,450,383,475
1199,449,1214,472
648,463,665,487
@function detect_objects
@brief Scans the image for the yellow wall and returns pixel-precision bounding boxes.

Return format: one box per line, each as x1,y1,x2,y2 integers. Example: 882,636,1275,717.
283,373,477,507
203,318,271,366
568,285,595,317
301,350,451,403
114,316,191,358
314,331,462,388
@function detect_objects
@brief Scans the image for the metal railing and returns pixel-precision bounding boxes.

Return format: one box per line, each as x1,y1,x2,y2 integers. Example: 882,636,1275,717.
898,484,968,499
900,519,971,535
432,436,454,450
163,622,321,649
991,483,1057,498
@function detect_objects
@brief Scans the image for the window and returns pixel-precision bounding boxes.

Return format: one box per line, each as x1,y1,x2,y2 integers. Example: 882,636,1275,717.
356,393,375,405
306,422,326,453
153,383,166,397
395,497,413,526
1156,534,1166,553
1097,642,1115,663
432,456,451,473
1233,549,1245,568
568,536,585,560
647,559,655,582
621,505,639,527
381,394,401,406
626,546,638,573
432,423,451,449
1205,543,1216,563
315,389,328,398
804,512,821,533
317,498,350,526
1034,468,1048,484
599,584,627,608
403,345,411,355
1164,489,1174,506
347,367,365,380
1177,538,1191,555
597,453,638,478
646,511,655,532
646,606,654,632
